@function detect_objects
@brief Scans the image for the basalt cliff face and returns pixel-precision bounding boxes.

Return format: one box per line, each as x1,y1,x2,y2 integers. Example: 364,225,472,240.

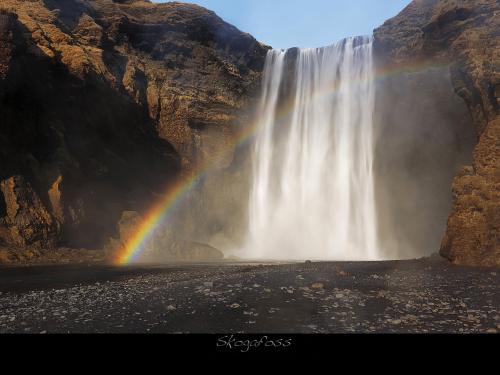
0,0,267,261
374,0,499,266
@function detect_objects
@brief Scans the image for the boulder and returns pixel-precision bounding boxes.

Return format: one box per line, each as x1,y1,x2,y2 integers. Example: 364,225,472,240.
169,241,224,262
106,210,224,262
105,210,143,258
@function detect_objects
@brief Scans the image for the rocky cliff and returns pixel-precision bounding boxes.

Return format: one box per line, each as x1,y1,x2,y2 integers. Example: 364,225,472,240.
0,0,497,266
0,0,268,260
374,0,499,266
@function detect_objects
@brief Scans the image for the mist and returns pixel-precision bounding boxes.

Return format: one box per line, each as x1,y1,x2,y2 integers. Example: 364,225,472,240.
373,64,476,259
151,38,476,263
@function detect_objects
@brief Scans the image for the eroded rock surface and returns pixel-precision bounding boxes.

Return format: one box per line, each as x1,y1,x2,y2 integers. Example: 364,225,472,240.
0,176,59,248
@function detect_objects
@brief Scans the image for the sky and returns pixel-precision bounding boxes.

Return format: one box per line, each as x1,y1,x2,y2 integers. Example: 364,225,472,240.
153,0,412,49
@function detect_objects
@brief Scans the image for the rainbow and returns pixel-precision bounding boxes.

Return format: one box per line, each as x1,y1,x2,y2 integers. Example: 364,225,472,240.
115,174,201,265
115,56,449,265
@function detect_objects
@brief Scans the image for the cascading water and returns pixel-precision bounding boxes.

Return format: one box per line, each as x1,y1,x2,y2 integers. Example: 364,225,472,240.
243,36,380,261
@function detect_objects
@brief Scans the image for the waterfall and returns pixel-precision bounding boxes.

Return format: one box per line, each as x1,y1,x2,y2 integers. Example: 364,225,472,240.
243,36,380,260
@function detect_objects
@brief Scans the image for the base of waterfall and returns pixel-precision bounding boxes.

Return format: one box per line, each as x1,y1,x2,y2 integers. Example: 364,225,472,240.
230,251,391,263
1,258,498,334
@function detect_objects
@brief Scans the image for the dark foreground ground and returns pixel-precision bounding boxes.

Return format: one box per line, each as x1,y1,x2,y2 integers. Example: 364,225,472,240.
0,259,498,334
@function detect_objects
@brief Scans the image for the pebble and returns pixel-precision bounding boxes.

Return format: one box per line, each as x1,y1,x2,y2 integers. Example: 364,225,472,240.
243,311,259,317
0,261,497,334
404,315,418,321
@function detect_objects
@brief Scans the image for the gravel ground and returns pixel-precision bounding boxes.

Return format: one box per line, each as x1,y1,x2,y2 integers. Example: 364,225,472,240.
0,259,498,334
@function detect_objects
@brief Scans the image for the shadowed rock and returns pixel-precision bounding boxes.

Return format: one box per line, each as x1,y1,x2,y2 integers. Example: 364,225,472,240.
0,0,268,257
0,176,59,248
